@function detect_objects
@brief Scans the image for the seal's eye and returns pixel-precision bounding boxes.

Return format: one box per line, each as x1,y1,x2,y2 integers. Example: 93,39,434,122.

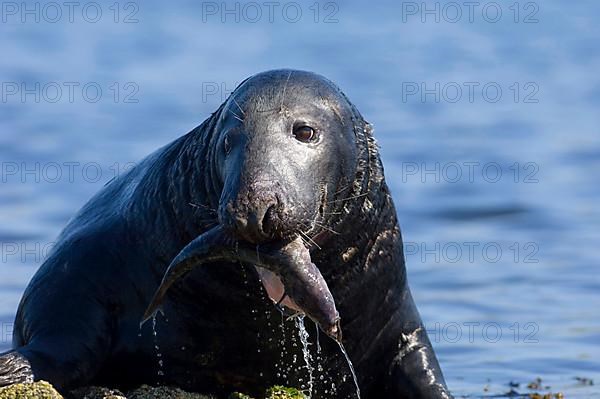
293,125,317,143
223,134,232,155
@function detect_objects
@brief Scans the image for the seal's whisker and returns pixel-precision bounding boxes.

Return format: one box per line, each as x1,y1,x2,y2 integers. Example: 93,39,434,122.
298,229,322,250
228,108,244,123
279,70,292,112
312,222,340,236
189,202,217,213
231,114,244,123
327,191,371,204
298,224,325,250
333,184,353,195
296,233,310,248
232,97,245,116
292,200,323,226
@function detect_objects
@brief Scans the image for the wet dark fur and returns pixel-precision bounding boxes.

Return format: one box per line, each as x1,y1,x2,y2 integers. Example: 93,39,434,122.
0,70,451,398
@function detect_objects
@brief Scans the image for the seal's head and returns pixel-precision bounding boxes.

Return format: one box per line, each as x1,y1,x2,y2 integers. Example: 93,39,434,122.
144,70,370,342
212,70,359,244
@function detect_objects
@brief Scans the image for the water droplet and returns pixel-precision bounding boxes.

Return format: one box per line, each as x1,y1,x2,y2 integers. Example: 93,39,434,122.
152,314,165,379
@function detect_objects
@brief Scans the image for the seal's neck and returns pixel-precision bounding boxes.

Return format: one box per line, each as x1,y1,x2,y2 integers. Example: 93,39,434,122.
310,120,407,316
126,114,222,261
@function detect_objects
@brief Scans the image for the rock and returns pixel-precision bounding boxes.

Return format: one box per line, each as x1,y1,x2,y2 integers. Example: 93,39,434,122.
228,393,254,399
0,381,304,399
126,384,213,399
0,380,63,399
70,384,213,399
69,386,127,399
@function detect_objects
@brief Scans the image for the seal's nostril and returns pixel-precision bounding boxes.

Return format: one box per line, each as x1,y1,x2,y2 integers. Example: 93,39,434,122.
261,204,277,237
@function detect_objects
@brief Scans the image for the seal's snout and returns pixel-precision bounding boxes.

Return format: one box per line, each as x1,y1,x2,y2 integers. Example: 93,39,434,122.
221,185,284,244
243,198,277,243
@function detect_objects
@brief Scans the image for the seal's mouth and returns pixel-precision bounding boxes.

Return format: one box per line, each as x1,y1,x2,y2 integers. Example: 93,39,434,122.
142,225,342,342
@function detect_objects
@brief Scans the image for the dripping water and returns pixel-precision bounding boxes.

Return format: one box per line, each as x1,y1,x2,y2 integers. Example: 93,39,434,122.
315,322,321,353
295,316,314,398
336,340,360,399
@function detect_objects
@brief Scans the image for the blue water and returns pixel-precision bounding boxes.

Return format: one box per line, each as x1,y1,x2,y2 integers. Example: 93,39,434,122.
1,1,599,397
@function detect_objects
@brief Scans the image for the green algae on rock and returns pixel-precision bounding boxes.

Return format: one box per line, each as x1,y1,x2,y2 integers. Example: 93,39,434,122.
265,386,306,399
0,380,63,399
230,386,306,399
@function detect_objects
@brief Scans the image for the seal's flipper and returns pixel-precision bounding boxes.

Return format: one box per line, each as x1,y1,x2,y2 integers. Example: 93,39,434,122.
385,288,453,398
388,328,453,398
0,350,34,387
